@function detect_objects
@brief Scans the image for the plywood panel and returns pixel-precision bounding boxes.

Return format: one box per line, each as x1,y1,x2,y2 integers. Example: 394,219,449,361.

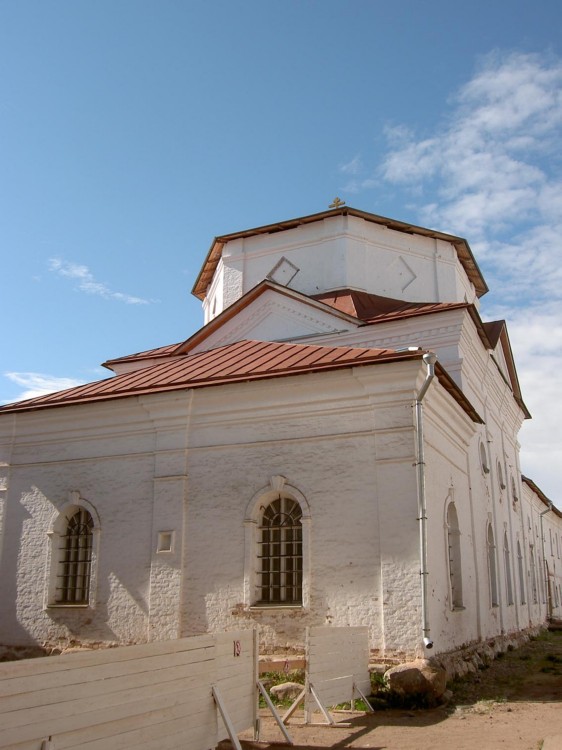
0,630,257,750
306,627,370,708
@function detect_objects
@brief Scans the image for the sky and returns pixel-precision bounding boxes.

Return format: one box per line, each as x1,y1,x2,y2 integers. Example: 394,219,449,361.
1,1,561,501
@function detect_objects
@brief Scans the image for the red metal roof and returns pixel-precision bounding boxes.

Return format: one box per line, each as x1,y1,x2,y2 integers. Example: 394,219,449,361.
0,339,480,422
312,289,469,323
102,342,182,370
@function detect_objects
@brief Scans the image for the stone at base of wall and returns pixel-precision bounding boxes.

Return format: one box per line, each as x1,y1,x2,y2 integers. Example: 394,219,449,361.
368,625,546,685
430,625,545,682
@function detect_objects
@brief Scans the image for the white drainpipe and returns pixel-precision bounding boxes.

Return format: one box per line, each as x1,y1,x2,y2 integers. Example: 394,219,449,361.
415,352,438,651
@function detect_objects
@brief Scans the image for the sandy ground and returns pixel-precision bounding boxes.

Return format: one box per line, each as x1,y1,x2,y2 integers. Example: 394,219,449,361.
234,701,562,749
221,628,562,750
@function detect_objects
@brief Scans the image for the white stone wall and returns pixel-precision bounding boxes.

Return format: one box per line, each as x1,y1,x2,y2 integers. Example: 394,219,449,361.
0,361,560,660
0,360,432,658
204,214,479,318
0,395,191,649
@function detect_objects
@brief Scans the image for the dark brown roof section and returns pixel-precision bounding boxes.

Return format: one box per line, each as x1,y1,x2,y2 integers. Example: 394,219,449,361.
0,339,482,423
484,320,531,419
313,289,469,323
522,476,561,517
191,206,488,301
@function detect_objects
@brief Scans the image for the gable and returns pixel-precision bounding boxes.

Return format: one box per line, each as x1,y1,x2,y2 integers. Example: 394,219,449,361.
177,282,360,355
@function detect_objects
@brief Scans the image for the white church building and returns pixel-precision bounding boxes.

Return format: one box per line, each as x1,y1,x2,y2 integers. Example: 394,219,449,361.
0,204,561,663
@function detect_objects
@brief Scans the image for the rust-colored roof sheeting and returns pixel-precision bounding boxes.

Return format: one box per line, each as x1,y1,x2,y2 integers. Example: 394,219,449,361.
0,339,482,423
313,289,468,323
191,206,488,301
102,342,182,370
522,476,561,516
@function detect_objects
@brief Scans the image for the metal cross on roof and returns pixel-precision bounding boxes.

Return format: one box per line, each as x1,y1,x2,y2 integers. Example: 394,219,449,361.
329,196,346,208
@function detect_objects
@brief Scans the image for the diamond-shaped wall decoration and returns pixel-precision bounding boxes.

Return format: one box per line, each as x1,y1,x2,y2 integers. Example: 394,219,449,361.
267,256,300,287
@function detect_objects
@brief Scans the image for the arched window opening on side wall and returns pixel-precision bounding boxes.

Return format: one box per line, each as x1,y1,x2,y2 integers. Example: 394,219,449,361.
446,502,463,609
497,461,505,491
480,441,490,474
504,531,514,605
511,476,519,507
539,553,546,604
487,523,499,607
56,508,94,604
517,541,526,605
258,496,302,605
530,547,538,605
46,496,99,609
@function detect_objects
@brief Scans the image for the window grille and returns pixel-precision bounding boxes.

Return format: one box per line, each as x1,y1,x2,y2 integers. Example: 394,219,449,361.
257,496,302,604
56,509,94,604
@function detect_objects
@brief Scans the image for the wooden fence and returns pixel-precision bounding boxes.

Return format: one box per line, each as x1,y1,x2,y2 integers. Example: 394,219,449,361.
284,626,372,725
0,630,257,750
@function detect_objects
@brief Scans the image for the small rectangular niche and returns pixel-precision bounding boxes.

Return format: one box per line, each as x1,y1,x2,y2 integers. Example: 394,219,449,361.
157,531,174,553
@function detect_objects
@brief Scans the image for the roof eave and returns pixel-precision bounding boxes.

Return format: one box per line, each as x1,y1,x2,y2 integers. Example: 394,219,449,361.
191,206,488,300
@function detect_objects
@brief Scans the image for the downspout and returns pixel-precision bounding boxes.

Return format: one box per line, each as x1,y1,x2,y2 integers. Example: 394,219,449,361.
415,352,438,651
539,502,553,620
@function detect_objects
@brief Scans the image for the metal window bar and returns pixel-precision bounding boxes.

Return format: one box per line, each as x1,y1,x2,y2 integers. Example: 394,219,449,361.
258,497,302,604
56,509,94,604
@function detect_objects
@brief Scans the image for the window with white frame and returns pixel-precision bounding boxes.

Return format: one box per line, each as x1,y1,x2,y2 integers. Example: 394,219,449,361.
504,531,514,605
47,496,99,608
517,540,526,605
497,461,505,491
530,547,538,604
257,496,302,605
446,502,463,609
480,441,490,474
55,508,94,604
487,523,499,607
511,476,519,506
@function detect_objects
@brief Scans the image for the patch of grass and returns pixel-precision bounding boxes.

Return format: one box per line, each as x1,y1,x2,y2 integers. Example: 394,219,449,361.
450,629,562,706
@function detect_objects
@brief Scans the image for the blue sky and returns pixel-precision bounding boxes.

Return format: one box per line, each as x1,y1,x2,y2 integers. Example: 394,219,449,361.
1,1,561,500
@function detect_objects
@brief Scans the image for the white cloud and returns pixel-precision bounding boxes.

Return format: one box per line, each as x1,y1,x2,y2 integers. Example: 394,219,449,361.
339,155,363,175
3,372,86,402
379,52,562,246
364,50,562,502
49,258,152,305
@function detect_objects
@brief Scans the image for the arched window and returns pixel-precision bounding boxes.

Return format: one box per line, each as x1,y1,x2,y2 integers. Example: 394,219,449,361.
517,540,526,605
56,508,94,604
511,476,519,507
504,531,514,605
446,503,463,609
47,496,99,608
480,441,490,474
258,496,302,605
497,461,506,491
487,523,499,607
538,553,546,604
530,547,538,604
